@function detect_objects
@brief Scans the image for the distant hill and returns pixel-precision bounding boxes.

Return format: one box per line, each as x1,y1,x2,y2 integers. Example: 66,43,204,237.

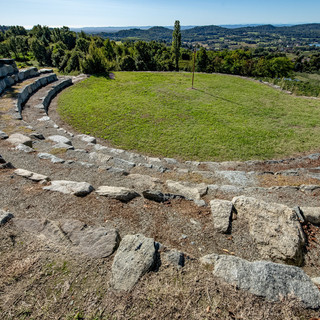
87,23,320,49
70,25,195,34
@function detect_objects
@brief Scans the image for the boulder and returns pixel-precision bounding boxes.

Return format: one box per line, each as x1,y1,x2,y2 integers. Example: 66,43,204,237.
48,135,72,146
44,180,94,197
232,196,306,266
110,234,156,291
14,169,49,182
7,133,32,147
210,199,233,233
166,180,207,201
200,254,320,309
14,219,120,258
300,207,320,225
96,186,139,202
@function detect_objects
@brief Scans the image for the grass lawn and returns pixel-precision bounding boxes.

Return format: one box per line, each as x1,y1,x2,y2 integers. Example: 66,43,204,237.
57,72,320,161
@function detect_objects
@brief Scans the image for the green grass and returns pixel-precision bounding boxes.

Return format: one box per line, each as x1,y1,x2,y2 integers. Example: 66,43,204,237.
57,71,320,161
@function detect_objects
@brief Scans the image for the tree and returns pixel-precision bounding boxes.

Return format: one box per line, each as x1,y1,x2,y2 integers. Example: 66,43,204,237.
172,20,181,71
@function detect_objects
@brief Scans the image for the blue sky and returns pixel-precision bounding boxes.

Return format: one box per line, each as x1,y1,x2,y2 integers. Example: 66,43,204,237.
2,0,320,27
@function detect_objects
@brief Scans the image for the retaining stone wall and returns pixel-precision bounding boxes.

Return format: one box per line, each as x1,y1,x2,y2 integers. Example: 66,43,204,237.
17,73,58,114
42,78,73,113
0,59,19,96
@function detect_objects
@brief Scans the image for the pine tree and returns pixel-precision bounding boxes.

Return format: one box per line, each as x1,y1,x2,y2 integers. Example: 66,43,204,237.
172,20,181,71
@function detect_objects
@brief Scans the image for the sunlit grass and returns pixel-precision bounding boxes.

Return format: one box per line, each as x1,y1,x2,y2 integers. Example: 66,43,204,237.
57,72,320,161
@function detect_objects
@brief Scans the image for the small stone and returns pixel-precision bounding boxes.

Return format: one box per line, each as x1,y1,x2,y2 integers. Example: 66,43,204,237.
38,153,65,164
142,190,184,202
15,144,34,153
96,186,139,202
194,199,206,207
14,169,50,182
166,180,207,201
0,130,8,139
163,249,185,268
76,134,96,144
30,132,45,140
51,143,74,150
0,210,14,226
77,161,95,168
7,133,32,147
44,180,94,197
37,116,50,121
300,207,320,225
48,135,72,146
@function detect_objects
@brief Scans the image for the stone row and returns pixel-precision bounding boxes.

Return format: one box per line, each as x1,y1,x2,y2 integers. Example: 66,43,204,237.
0,59,52,96
38,77,73,113
1,211,319,309
16,73,58,115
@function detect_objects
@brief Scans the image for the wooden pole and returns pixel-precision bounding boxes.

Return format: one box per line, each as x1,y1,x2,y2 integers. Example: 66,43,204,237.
192,48,196,89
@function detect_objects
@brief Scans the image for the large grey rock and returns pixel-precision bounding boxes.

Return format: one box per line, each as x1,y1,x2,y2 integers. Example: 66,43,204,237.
7,133,32,147
210,199,233,233
215,170,256,187
88,152,112,164
111,158,136,170
96,186,139,202
127,174,161,190
0,130,8,139
14,169,49,182
0,210,14,226
232,196,306,266
300,207,320,225
38,153,65,163
44,180,94,197
76,134,96,144
48,135,72,146
200,254,320,309
110,234,156,291
166,180,207,201
14,219,120,258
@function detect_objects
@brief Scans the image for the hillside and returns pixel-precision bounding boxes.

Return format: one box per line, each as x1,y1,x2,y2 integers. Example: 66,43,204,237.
97,23,320,49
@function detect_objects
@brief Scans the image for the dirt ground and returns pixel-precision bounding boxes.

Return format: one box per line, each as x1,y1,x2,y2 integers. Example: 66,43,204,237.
2,76,320,319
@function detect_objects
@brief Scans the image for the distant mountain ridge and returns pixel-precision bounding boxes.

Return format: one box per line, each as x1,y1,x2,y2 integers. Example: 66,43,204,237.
85,23,320,44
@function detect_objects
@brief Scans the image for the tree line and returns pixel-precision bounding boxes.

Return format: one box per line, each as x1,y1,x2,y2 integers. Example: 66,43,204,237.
1,24,320,79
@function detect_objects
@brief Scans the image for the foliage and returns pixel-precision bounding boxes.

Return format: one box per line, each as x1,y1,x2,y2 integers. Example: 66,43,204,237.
1,23,320,89
58,72,320,161
172,20,181,71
